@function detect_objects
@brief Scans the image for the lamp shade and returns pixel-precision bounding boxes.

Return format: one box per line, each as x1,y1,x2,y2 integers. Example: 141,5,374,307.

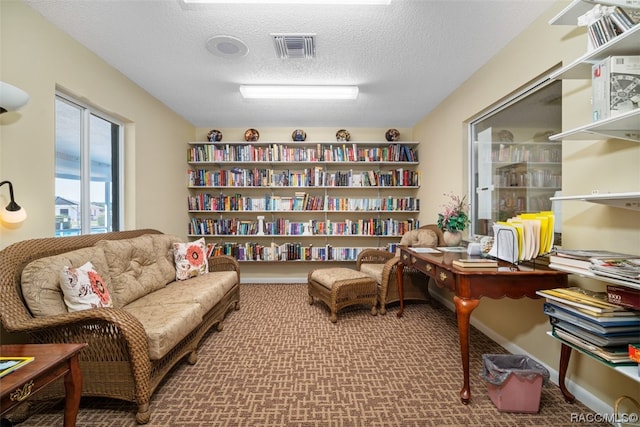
0,81,30,113
1,206,27,224
0,181,27,225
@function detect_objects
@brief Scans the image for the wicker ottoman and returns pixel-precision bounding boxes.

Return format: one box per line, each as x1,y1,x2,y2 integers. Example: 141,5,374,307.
307,267,378,323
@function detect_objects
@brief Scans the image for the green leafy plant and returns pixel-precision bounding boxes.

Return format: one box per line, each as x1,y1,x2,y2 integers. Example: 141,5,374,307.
437,193,469,232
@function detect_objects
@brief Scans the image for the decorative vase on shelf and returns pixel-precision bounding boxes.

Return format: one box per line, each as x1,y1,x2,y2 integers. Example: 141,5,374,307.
443,230,463,247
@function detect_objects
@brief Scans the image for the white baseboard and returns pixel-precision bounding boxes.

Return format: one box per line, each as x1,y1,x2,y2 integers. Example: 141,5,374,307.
429,291,612,416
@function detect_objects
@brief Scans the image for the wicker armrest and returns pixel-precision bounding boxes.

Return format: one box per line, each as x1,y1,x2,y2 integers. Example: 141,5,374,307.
356,249,395,269
208,255,241,281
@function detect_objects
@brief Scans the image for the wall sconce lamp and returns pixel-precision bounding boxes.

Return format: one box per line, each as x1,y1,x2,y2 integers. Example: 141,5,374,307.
0,181,27,224
0,82,30,114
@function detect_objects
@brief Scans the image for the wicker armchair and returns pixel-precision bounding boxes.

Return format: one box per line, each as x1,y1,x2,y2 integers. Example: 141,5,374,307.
0,229,241,424
356,224,444,314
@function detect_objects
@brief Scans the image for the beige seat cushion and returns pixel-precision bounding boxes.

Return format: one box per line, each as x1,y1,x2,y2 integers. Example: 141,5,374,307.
359,263,384,285
310,268,373,290
21,246,111,317
123,300,203,360
125,271,238,314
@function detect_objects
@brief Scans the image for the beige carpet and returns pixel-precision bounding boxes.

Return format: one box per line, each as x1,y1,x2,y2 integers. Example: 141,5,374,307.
13,283,607,426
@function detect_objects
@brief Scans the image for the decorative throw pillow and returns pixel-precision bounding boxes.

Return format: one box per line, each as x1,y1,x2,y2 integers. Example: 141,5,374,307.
173,238,209,281
60,261,113,311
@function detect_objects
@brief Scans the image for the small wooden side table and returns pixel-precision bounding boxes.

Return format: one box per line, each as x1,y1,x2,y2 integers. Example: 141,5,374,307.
1,343,87,427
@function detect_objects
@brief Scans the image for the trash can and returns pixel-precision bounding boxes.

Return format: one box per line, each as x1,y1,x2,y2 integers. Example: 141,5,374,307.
482,354,550,413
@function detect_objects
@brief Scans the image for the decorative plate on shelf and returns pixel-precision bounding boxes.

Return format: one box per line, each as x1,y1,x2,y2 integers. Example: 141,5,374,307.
292,129,306,141
336,129,350,142
385,128,400,142
207,129,223,142
244,128,260,142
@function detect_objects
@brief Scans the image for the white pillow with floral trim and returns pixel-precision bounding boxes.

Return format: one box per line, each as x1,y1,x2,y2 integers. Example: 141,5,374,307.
60,261,113,311
173,238,209,281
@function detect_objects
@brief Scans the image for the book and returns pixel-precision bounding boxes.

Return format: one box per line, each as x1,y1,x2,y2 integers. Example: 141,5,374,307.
592,55,640,121
550,318,638,347
544,300,640,324
552,328,636,366
452,258,498,268
607,285,640,310
0,356,35,378
544,302,640,335
536,287,629,314
590,258,640,282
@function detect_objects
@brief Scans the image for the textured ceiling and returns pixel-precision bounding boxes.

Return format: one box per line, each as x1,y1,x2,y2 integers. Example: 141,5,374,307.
23,0,556,128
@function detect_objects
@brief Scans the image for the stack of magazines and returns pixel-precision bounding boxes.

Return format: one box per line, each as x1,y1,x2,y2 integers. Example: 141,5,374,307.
590,258,640,285
537,287,640,366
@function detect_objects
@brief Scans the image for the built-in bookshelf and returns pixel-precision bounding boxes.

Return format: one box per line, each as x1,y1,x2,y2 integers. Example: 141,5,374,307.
187,140,421,262
546,0,640,394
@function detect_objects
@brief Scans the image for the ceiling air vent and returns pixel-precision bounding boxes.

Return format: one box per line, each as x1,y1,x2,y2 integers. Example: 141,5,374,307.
272,34,316,59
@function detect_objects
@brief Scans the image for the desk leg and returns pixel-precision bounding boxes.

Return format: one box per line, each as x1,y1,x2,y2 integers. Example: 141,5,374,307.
454,295,479,404
63,354,83,427
558,343,576,403
396,261,405,318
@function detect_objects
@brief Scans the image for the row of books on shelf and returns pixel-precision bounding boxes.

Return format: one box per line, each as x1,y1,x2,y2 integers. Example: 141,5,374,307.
487,211,555,263
491,143,561,164
207,242,391,262
550,249,640,286
188,193,420,212
188,142,418,163
577,4,638,50
537,287,640,367
187,167,420,188
189,217,420,237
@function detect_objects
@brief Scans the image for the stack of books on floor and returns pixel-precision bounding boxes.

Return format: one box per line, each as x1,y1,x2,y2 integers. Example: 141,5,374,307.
549,249,640,286
537,287,640,366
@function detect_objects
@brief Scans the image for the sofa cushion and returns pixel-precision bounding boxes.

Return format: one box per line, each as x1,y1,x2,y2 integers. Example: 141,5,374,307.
122,300,204,360
147,233,182,284
60,261,113,311
21,246,112,317
359,263,384,285
125,271,238,315
173,238,208,281
96,235,174,308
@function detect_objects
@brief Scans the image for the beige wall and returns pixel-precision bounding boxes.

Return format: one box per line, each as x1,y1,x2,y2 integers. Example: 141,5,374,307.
414,0,639,413
0,1,195,249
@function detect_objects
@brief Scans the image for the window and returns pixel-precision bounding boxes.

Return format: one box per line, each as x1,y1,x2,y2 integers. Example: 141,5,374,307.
55,94,123,236
469,77,562,240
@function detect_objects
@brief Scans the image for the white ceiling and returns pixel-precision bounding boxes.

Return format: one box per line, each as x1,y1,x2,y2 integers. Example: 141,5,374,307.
23,0,557,128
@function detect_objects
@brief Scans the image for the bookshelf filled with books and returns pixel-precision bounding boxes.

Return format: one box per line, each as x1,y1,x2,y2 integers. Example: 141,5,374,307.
186,140,421,262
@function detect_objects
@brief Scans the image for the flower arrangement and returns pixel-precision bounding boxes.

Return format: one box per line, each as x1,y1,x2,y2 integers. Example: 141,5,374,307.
437,193,469,232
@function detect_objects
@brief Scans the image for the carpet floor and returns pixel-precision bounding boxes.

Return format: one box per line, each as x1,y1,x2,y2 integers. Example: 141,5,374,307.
12,283,608,426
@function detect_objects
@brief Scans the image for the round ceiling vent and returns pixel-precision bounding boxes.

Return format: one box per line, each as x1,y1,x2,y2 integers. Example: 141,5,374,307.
206,35,248,58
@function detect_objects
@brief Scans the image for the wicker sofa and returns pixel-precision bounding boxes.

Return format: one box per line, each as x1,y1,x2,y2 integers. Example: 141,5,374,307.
0,229,240,424
356,224,444,314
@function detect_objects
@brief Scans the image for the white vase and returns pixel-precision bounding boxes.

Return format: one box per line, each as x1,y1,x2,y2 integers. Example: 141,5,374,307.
443,230,463,247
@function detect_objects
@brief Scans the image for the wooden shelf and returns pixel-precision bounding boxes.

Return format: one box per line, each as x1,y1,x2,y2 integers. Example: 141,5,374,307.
550,191,640,211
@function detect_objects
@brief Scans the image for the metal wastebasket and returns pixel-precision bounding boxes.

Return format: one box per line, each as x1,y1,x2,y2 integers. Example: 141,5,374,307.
482,354,550,413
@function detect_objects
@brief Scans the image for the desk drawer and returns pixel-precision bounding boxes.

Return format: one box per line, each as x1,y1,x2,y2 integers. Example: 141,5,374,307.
434,266,455,289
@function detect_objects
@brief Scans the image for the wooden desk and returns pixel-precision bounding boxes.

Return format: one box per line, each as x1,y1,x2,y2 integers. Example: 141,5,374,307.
1,343,87,427
396,247,567,404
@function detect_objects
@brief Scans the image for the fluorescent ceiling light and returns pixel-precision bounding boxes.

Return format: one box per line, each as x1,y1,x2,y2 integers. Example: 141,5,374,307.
240,85,359,100
184,0,390,4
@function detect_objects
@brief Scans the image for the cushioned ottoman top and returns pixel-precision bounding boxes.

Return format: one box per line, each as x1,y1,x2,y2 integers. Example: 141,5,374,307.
310,267,374,290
